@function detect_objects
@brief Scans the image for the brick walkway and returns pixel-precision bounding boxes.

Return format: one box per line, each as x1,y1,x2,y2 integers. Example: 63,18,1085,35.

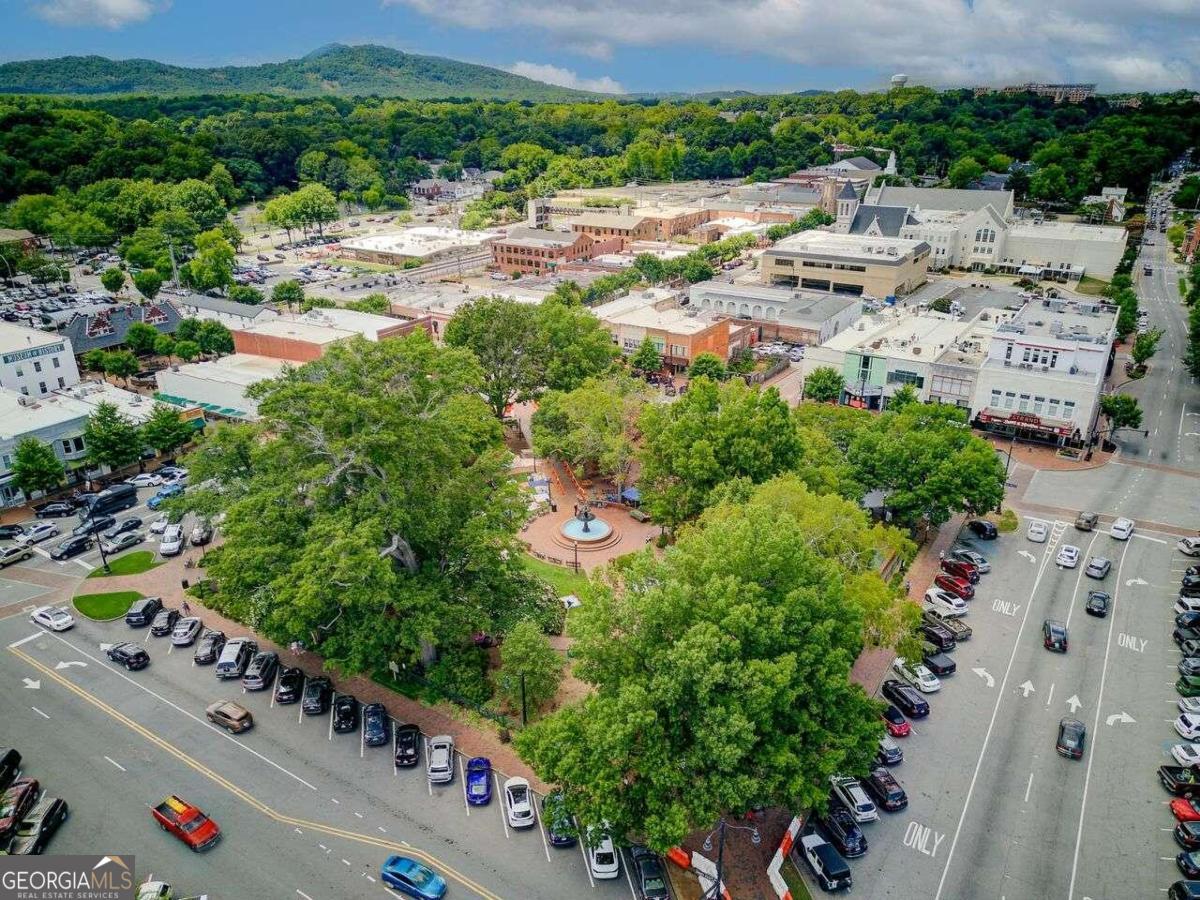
72,550,549,791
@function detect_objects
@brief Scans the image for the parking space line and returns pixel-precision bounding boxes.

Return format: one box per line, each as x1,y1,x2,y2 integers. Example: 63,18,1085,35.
8,631,42,649
270,667,280,708
622,849,638,899
1062,530,1101,628
459,756,470,815
328,694,335,741
103,756,126,772
30,706,49,719
495,772,510,839
360,718,365,759
577,826,595,888
425,739,432,797
532,789,551,862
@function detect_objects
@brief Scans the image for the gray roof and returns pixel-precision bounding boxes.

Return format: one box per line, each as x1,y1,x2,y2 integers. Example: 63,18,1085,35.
570,212,648,230
173,293,275,319
498,226,581,249
837,181,859,200
848,204,913,237
60,302,183,354
840,156,882,171
867,186,1014,215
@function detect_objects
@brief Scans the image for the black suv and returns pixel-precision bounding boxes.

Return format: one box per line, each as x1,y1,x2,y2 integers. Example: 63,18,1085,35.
630,846,670,900
275,667,304,704
881,679,929,718
332,694,359,733
394,723,421,767
106,641,150,670
193,629,226,665
862,767,908,812
816,805,867,858
966,519,998,539
149,608,179,637
302,676,333,715
124,596,163,627
1043,619,1069,652
72,515,115,537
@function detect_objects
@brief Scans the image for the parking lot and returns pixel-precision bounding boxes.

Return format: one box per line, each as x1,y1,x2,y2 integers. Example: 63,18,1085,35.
0,598,645,898
825,517,1192,900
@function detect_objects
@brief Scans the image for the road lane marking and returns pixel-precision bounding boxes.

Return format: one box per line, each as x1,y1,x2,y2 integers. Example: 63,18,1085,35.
8,631,43,649
1067,539,1133,900
532,788,552,863
104,756,126,772
622,848,638,899
30,706,49,719
1063,530,1101,627
296,892,313,900
330,798,339,805
1045,683,1055,708
354,811,363,819
41,630,318,791
9,646,504,900
577,828,596,888
1024,772,1033,803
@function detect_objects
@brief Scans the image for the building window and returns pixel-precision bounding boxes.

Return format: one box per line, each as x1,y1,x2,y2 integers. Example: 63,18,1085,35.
33,361,42,373
14,366,22,377
991,389,1002,407
38,382,46,394
57,376,65,388
1003,391,1015,409
1033,396,1045,413
1048,399,1061,418
1018,393,1031,411
1063,400,1076,419
1022,348,1032,363
1004,343,1013,361
887,370,924,388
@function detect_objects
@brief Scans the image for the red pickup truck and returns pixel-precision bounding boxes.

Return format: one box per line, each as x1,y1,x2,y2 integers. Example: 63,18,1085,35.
150,795,221,851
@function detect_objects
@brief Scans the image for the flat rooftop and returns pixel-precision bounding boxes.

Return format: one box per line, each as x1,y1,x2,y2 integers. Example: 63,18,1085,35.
0,388,90,440
54,380,165,424
158,353,289,388
339,226,495,258
998,299,1117,342
0,321,69,356
770,230,929,262
823,307,1003,362
1007,220,1127,243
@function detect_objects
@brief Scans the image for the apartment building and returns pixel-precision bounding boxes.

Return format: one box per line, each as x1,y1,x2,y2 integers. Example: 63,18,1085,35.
490,228,619,275
0,322,81,397
971,298,1117,445
760,231,931,298
569,212,659,248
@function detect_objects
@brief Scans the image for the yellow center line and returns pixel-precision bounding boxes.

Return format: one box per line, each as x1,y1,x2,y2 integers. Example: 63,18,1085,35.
10,647,504,900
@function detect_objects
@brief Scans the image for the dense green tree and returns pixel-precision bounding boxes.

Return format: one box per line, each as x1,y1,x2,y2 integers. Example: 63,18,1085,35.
196,320,234,356
124,322,160,355
141,403,195,455
1029,163,1070,202
888,383,920,410
100,266,125,295
496,620,565,716
10,437,65,498
132,269,163,302
102,349,139,385
535,291,619,393
227,284,265,305
154,333,176,359
1131,327,1164,367
687,352,727,381
169,178,226,230
174,340,201,362
804,366,845,403
1185,303,1200,379
272,279,305,312
1100,393,1144,435
174,318,201,343
444,296,543,419
517,475,909,850
301,295,336,312
947,157,984,188
184,228,235,292
345,292,390,314
81,349,109,374
629,337,662,374
632,253,667,285
83,402,142,470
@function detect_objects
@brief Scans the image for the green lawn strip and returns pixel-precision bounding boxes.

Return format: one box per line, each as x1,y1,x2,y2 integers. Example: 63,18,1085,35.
780,855,815,900
73,590,143,620
520,553,590,597
1074,275,1109,296
86,550,160,578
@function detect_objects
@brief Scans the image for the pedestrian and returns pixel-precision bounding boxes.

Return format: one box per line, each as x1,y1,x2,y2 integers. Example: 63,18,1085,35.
938,550,945,561
181,600,192,616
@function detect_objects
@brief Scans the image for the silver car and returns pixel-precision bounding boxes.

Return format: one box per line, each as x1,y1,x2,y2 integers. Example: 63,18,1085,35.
427,735,455,784
170,616,203,646
1084,556,1111,579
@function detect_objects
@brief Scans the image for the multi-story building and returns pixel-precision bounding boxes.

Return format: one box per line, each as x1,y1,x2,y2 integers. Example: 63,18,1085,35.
760,231,931,298
0,322,81,397
971,298,1117,446
490,228,619,275
569,212,659,249
0,389,93,506
999,83,1096,103
999,221,1127,281
688,283,862,345
339,227,496,267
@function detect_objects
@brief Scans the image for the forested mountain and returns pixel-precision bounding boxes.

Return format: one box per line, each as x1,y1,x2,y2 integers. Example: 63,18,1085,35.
0,44,597,101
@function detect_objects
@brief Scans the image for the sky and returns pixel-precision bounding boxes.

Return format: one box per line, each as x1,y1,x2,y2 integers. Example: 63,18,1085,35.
1,0,1197,95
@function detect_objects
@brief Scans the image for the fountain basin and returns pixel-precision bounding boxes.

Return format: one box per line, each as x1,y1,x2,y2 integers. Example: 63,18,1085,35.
560,515,613,543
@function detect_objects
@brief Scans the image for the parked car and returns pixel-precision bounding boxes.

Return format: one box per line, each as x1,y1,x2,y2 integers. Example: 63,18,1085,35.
193,629,226,665
920,621,957,651
29,605,74,632
922,646,957,676
1027,520,1050,542
966,520,998,539
149,608,179,637
380,856,447,899
274,667,304,704
948,547,990,572
1043,619,1069,652
504,776,536,828
100,531,144,554
541,792,577,847
394,723,421,767
800,831,852,892
882,680,930,718
881,704,910,737
332,693,359,733
1161,765,1200,797
1085,556,1112,579
1175,744,1200,766
206,700,253,734
893,657,941,692
169,616,202,646
1180,716,1200,741
588,833,620,880
5,795,68,854
72,515,115,537
302,675,333,715
933,573,974,600
876,736,903,767
159,524,184,556
427,735,455,784
1056,545,1081,568
925,587,968,616
465,757,492,806
49,534,91,560
19,522,60,545
1172,797,1200,823
1085,591,1112,618
363,702,390,746
190,522,214,546
940,558,979,583
0,544,33,568
862,767,908,811
1176,822,1200,851
126,473,163,488
0,524,25,540
242,651,279,690
33,501,74,519
0,779,42,846
631,846,670,899
1181,676,1200,698
149,515,172,534
215,637,257,679
1056,718,1086,759
829,775,878,823
124,595,163,627
106,641,149,670
103,517,142,540
1074,511,1099,531
1179,537,1200,557
1111,517,1135,540
147,484,183,510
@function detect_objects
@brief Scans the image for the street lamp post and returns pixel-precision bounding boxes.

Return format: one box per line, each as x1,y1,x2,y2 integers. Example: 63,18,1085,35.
95,532,111,574
700,818,761,899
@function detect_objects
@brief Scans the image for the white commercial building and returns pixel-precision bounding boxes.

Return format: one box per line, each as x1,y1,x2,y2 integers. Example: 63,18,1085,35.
688,282,863,345
1000,221,1128,281
0,389,92,507
0,322,81,397
155,354,290,421
54,380,161,425
971,298,1117,445
339,227,496,266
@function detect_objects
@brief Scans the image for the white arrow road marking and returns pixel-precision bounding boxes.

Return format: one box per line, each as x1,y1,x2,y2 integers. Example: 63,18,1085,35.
22,678,40,689
54,661,87,670
1018,550,1038,563
1019,680,1035,698
1105,711,1136,726
972,667,995,688
1126,577,1149,586
1066,695,1082,713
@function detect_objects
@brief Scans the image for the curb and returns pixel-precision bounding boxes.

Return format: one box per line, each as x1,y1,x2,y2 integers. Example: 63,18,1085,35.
666,846,731,900
767,815,803,899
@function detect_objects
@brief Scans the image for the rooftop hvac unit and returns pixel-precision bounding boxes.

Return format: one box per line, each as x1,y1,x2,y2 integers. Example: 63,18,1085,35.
886,247,898,256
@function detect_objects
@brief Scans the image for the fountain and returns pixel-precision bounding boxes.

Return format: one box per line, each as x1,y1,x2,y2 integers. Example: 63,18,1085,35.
560,503,613,544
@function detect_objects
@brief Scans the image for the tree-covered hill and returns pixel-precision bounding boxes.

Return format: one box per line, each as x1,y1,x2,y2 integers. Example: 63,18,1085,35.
0,44,600,102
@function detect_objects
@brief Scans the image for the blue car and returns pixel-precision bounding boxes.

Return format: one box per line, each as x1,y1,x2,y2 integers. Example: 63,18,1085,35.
465,756,492,806
381,856,447,899
147,484,184,510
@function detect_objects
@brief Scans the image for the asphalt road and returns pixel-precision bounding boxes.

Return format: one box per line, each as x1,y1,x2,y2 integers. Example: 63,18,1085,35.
0,606,643,899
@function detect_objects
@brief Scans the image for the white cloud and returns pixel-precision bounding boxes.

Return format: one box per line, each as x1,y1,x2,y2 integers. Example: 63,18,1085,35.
32,0,166,29
507,61,624,94
390,0,1200,91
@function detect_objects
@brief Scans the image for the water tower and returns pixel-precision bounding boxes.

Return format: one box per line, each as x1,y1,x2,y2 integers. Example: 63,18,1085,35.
891,74,909,89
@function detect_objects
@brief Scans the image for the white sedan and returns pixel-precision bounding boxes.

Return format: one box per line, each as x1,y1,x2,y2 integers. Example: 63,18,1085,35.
1176,714,1200,741
1111,517,1135,540
503,776,535,829
1182,697,1200,715
1027,521,1049,543
1174,743,1200,766
893,657,941,693
30,605,75,632
924,587,968,618
149,515,171,534
1056,545,1080,568
125,473,163,488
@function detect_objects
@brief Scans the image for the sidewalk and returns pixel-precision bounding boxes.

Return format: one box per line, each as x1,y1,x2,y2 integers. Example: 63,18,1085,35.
73,551,549,791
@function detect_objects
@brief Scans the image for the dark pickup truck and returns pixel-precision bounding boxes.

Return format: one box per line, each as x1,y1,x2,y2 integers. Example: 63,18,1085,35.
1159,765,1200,797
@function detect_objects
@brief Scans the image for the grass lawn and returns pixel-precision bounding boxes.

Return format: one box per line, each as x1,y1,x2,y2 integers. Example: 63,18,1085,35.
74,590,143,620
520,553,589,597
780,856,815,900
86,550,160,578
1075,275,1109,296
327,257,398,273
